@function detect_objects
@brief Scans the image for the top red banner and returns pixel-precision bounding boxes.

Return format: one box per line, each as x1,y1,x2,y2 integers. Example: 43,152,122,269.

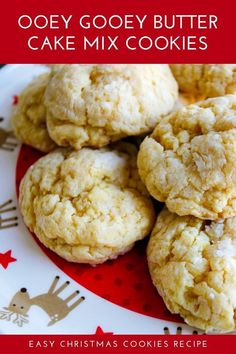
0,0,236,63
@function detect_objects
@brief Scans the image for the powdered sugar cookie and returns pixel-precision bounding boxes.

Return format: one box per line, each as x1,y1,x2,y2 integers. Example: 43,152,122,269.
138,95,236,220
45,64,178,149
147,207,236,333
11,73,56,152
19,143,155,265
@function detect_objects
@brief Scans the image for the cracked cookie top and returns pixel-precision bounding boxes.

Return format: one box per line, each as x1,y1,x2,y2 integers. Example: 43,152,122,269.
147,207,236,333
44,64,178,149
19,143,155,265
138,95,236,219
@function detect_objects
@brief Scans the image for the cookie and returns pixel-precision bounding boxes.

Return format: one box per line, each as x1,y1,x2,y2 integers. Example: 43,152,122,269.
47,64,66,74
11,73,56,152
138,95,236,220
147,207,236,333
19,143,155,265
170,64,236,102
44,64,178,149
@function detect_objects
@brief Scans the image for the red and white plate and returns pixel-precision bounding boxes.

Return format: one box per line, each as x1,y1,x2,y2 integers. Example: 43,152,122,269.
0,64,200,334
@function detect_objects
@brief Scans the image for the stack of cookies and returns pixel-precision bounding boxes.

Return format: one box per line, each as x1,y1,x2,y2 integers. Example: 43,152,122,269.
139,64,236,333
13,64,236,333
14,64,178,265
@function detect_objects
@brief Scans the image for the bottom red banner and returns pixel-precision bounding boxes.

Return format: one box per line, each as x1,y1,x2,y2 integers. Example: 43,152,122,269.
0,335,234,354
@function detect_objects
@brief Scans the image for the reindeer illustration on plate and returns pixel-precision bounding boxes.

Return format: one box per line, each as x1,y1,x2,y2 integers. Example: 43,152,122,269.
0,200,18,230
0,117,18,151
0,276,85,327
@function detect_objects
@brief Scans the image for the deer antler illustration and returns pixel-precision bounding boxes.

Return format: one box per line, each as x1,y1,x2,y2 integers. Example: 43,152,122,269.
0,309,29,328
0,276,85,327
13,314,29,327
0,126,18,151
0,200,18,230
0,309,15,321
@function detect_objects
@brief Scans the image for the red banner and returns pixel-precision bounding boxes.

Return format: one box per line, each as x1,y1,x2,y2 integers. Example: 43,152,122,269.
0,334,235,354
0,0,235,63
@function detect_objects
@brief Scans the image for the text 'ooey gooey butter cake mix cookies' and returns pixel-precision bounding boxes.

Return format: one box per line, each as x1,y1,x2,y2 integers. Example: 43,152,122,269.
19,143,155,265
138,95,236,220
44,64,178,149
147,208,236,333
